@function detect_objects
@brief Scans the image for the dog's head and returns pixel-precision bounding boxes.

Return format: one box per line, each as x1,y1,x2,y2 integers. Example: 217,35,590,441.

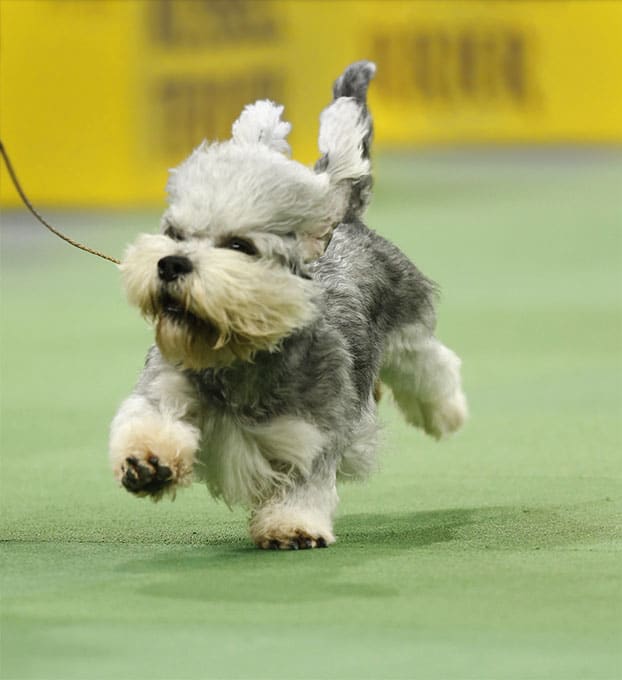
121,62,375,370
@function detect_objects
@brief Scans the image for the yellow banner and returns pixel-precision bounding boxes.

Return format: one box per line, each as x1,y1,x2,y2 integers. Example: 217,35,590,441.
1,0,620,206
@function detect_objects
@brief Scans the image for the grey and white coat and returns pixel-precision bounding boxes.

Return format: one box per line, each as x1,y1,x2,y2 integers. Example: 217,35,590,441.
110,61,467,549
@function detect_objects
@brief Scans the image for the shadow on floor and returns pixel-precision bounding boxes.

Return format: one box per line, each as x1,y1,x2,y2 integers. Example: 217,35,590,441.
114,502,615,604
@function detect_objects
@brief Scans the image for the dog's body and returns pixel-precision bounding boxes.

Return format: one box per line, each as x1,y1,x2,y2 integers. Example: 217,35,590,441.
110,62,467,549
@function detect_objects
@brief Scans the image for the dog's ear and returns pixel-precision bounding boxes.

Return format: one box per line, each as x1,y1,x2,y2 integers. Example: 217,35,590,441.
297,228,333,264
315,61,376,221
231,100,292,155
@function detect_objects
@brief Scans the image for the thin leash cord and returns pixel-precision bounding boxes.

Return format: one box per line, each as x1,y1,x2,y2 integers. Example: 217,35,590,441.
0,140,121,265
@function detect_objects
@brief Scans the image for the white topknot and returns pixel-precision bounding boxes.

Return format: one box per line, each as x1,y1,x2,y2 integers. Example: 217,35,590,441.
231,100,292,155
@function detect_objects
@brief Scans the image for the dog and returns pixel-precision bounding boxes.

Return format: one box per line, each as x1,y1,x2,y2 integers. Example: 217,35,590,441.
109,61,467,550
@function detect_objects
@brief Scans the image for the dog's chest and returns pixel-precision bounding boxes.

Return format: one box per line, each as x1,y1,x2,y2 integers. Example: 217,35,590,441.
189,363,285,423
194,408,326,507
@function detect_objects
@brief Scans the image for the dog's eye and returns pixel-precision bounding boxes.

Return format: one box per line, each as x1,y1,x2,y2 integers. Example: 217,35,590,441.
164,225,186,242
223,237,258,256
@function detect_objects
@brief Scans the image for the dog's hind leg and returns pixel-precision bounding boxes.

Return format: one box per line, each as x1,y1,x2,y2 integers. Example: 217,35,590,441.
381,323,467,440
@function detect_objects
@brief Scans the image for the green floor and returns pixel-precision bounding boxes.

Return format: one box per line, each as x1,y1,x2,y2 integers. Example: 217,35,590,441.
1,152,621,679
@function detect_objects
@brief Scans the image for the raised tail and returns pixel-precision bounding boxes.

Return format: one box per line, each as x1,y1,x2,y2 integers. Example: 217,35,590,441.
315,61,376,221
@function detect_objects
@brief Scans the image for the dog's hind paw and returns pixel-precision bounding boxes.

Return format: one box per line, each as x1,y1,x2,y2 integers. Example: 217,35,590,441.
421,388,468,440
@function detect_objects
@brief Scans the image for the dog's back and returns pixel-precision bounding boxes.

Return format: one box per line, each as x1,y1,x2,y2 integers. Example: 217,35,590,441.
313,218,436,404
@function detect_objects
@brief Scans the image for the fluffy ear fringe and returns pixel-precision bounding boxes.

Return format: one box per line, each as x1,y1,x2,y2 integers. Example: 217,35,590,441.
232,100,292,155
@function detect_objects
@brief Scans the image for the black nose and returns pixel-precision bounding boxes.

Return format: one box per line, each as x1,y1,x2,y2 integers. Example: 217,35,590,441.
157,255,193,282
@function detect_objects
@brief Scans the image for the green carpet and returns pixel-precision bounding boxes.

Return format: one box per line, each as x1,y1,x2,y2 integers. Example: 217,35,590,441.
1,152,621,679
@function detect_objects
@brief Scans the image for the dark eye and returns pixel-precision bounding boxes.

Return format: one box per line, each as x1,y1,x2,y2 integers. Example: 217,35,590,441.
164,225,186,242
224,237,258,256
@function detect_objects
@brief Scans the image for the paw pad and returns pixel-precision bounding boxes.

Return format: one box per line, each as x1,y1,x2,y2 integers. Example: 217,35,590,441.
121,454,174,498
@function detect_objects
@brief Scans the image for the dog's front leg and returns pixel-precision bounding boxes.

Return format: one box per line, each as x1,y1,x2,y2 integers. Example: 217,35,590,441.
250,465,339,550
109,349,201,500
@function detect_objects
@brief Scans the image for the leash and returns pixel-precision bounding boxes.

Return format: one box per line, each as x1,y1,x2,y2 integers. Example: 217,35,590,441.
0,140,121,265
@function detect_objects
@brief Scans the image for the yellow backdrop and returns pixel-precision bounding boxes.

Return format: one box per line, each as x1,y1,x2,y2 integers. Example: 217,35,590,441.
1,0,621,206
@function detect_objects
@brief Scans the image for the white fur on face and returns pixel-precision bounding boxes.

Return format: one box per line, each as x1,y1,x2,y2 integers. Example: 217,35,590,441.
119,94,375,371
120,234,318,369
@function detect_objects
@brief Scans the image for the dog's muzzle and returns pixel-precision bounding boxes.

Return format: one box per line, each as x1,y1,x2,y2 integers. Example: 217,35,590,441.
158,255,193,283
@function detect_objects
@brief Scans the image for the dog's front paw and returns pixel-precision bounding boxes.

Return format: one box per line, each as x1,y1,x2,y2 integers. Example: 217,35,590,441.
255,529,332,551
110,414,199,500
421,388,468,440
121,453,175,498
116,444,193,500
250,504,336,551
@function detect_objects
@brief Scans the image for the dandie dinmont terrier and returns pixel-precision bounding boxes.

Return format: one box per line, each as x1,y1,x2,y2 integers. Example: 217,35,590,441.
110,61,467,549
